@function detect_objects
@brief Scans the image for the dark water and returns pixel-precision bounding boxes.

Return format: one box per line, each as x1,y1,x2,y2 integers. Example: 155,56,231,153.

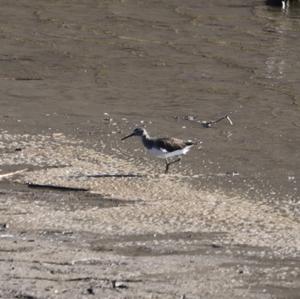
0,0,299,214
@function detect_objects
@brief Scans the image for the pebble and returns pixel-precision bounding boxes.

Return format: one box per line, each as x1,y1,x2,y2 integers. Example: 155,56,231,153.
87,287,95,295
112,280,128,289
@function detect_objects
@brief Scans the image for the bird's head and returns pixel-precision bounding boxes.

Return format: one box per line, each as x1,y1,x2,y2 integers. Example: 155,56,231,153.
121,127,147,140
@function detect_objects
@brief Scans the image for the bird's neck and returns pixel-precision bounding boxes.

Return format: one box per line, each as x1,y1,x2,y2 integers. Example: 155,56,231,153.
143,132,150,139
141,132,152,148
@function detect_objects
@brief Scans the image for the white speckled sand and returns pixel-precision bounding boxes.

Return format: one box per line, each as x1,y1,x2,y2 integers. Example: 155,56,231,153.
1,132,299,257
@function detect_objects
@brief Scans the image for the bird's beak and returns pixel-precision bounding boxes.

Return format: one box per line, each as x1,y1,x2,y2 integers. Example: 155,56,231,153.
121,132,135,140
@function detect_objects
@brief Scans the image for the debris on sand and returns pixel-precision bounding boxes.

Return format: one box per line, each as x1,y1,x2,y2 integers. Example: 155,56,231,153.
0,223,8,231
177,114,234,128
112,280,128,289
200,115,233,128
0,169,27,181
86,287,95,295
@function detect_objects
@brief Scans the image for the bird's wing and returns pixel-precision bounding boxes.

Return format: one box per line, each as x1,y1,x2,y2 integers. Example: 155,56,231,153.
156,137,186,152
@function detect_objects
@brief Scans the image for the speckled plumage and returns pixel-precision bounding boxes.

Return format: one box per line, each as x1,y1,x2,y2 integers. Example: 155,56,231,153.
122,128,194,173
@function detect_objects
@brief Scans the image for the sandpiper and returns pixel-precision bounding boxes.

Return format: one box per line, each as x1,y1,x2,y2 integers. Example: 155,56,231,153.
121,128,194,173
266,0,292,8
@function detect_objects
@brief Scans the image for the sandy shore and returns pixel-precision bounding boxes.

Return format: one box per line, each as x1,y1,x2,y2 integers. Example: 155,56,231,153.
0,0,300,298
0,132,299,298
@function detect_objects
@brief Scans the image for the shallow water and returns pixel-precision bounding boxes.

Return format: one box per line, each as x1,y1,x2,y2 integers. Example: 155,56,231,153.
0,0,299,210
1,5,300,296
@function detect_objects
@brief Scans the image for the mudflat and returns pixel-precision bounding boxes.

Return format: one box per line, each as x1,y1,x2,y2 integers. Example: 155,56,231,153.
0,1,299,298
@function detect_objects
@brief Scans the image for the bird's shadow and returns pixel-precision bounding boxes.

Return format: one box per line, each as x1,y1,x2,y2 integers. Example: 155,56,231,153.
86,173,145,178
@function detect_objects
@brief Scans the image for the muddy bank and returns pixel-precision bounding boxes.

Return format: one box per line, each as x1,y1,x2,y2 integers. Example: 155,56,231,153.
0,185,299,299
0,131,299,298
0,0,300,298
0,0,299,200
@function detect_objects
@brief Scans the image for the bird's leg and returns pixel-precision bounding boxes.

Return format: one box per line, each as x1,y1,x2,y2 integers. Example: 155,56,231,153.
165,158,181,174
282,0,288,9
170,158,181,165
165,159,169,174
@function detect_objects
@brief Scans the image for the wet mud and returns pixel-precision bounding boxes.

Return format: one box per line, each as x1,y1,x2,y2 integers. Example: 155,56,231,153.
0,0,300,298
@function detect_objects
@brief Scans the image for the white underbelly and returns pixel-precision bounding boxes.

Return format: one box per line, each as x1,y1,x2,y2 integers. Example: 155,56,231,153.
148,146,192,159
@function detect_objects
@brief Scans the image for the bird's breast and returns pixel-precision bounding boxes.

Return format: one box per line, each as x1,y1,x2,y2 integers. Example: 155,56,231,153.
147,147,167,158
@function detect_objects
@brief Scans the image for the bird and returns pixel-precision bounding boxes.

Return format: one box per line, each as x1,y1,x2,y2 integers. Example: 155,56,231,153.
121,127,194,173
265,0,295,9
